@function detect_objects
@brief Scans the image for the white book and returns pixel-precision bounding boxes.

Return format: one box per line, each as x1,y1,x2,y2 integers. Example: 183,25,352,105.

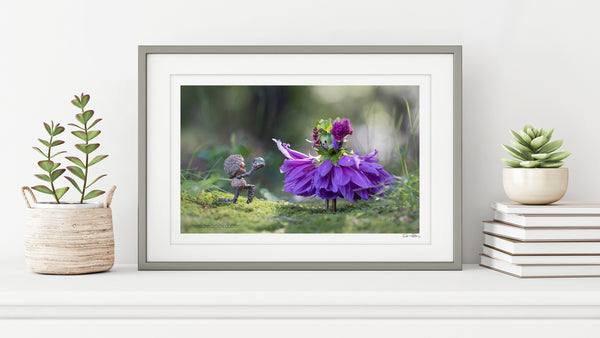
483,221,600,241
491,201,600,215
480,254,600,278
494,211,600,228
483,233,600,255
482,245,600,265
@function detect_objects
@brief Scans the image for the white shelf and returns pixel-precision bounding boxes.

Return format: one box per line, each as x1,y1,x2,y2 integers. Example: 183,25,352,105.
2,264,600,319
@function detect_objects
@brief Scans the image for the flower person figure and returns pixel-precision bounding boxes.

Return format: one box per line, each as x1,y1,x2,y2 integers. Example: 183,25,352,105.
218,155,265,204
274,117,394,212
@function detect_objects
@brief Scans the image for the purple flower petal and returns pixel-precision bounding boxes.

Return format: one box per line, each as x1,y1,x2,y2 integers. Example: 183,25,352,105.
292,177,313,195
359,162,379,175
318,159,333,176
317,188,340,200
347,169,371,188
337,156,354,167
273,139,310,160
314,171,331,190
359,149,379,163
355,187,370,200
330,181,338,193
338,155,361,169
331,166,344,186
280,158,314,173
338,167,352,185
339,183,355,201
285,166,310,182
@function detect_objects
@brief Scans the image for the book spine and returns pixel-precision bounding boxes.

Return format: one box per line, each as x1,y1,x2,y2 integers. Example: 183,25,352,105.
494,211,600,228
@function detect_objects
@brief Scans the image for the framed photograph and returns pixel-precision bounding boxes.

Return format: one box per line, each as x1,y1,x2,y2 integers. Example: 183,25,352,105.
139,46,461,270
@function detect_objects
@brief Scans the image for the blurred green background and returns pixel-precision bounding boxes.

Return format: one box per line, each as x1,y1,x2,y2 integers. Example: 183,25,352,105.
180,85,419,202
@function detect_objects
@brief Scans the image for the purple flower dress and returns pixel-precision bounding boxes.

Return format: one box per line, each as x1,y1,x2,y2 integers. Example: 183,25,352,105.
274,118,394,204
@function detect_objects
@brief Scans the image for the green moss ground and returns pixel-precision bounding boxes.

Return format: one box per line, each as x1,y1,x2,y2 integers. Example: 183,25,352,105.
181,190,418,234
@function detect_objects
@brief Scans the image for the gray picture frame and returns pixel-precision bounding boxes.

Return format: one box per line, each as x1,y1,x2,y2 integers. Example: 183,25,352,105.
138,45,462,270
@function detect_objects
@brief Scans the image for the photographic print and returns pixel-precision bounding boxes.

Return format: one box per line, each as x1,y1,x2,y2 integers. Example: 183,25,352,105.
180,85,419,234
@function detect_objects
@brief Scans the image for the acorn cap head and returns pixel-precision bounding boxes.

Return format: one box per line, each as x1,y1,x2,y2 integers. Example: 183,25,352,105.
224,154,244,177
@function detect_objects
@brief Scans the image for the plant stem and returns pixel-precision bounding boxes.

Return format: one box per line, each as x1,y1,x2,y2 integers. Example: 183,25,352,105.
49,177,59,203
81,152,88,203
47,132,52,159
46,130,60,204
392,109,407,177
80,107,88,203
404,98,418,157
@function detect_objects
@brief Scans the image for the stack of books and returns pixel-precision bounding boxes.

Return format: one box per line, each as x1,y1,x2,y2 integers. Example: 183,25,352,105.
480,201,600,278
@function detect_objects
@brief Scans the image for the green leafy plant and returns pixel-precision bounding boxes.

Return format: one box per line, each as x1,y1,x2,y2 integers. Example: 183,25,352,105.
31,121,70,203
502,125,571,168
65,93,108,203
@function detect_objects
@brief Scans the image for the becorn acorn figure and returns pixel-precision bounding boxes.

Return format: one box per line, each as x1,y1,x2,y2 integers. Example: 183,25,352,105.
274,117,394,212
218,155,265,204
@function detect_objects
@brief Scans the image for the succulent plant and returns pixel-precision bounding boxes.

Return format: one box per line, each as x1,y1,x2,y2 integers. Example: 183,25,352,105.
502,125,570,168
65,93,108,203
31,121,70,203
30,93,108,204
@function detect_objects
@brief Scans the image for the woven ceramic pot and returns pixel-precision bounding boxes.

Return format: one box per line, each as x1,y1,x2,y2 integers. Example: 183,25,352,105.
21,186,116,275
502,168,568,205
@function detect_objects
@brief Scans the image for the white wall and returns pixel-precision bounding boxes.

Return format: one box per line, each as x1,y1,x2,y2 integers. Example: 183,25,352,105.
2,0,599,265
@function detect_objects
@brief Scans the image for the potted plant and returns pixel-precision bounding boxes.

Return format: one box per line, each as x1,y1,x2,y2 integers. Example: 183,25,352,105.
501,125,571,204
21,93,116,274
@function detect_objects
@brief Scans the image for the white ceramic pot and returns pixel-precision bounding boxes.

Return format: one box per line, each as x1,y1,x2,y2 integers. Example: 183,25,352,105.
502,168,568,205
